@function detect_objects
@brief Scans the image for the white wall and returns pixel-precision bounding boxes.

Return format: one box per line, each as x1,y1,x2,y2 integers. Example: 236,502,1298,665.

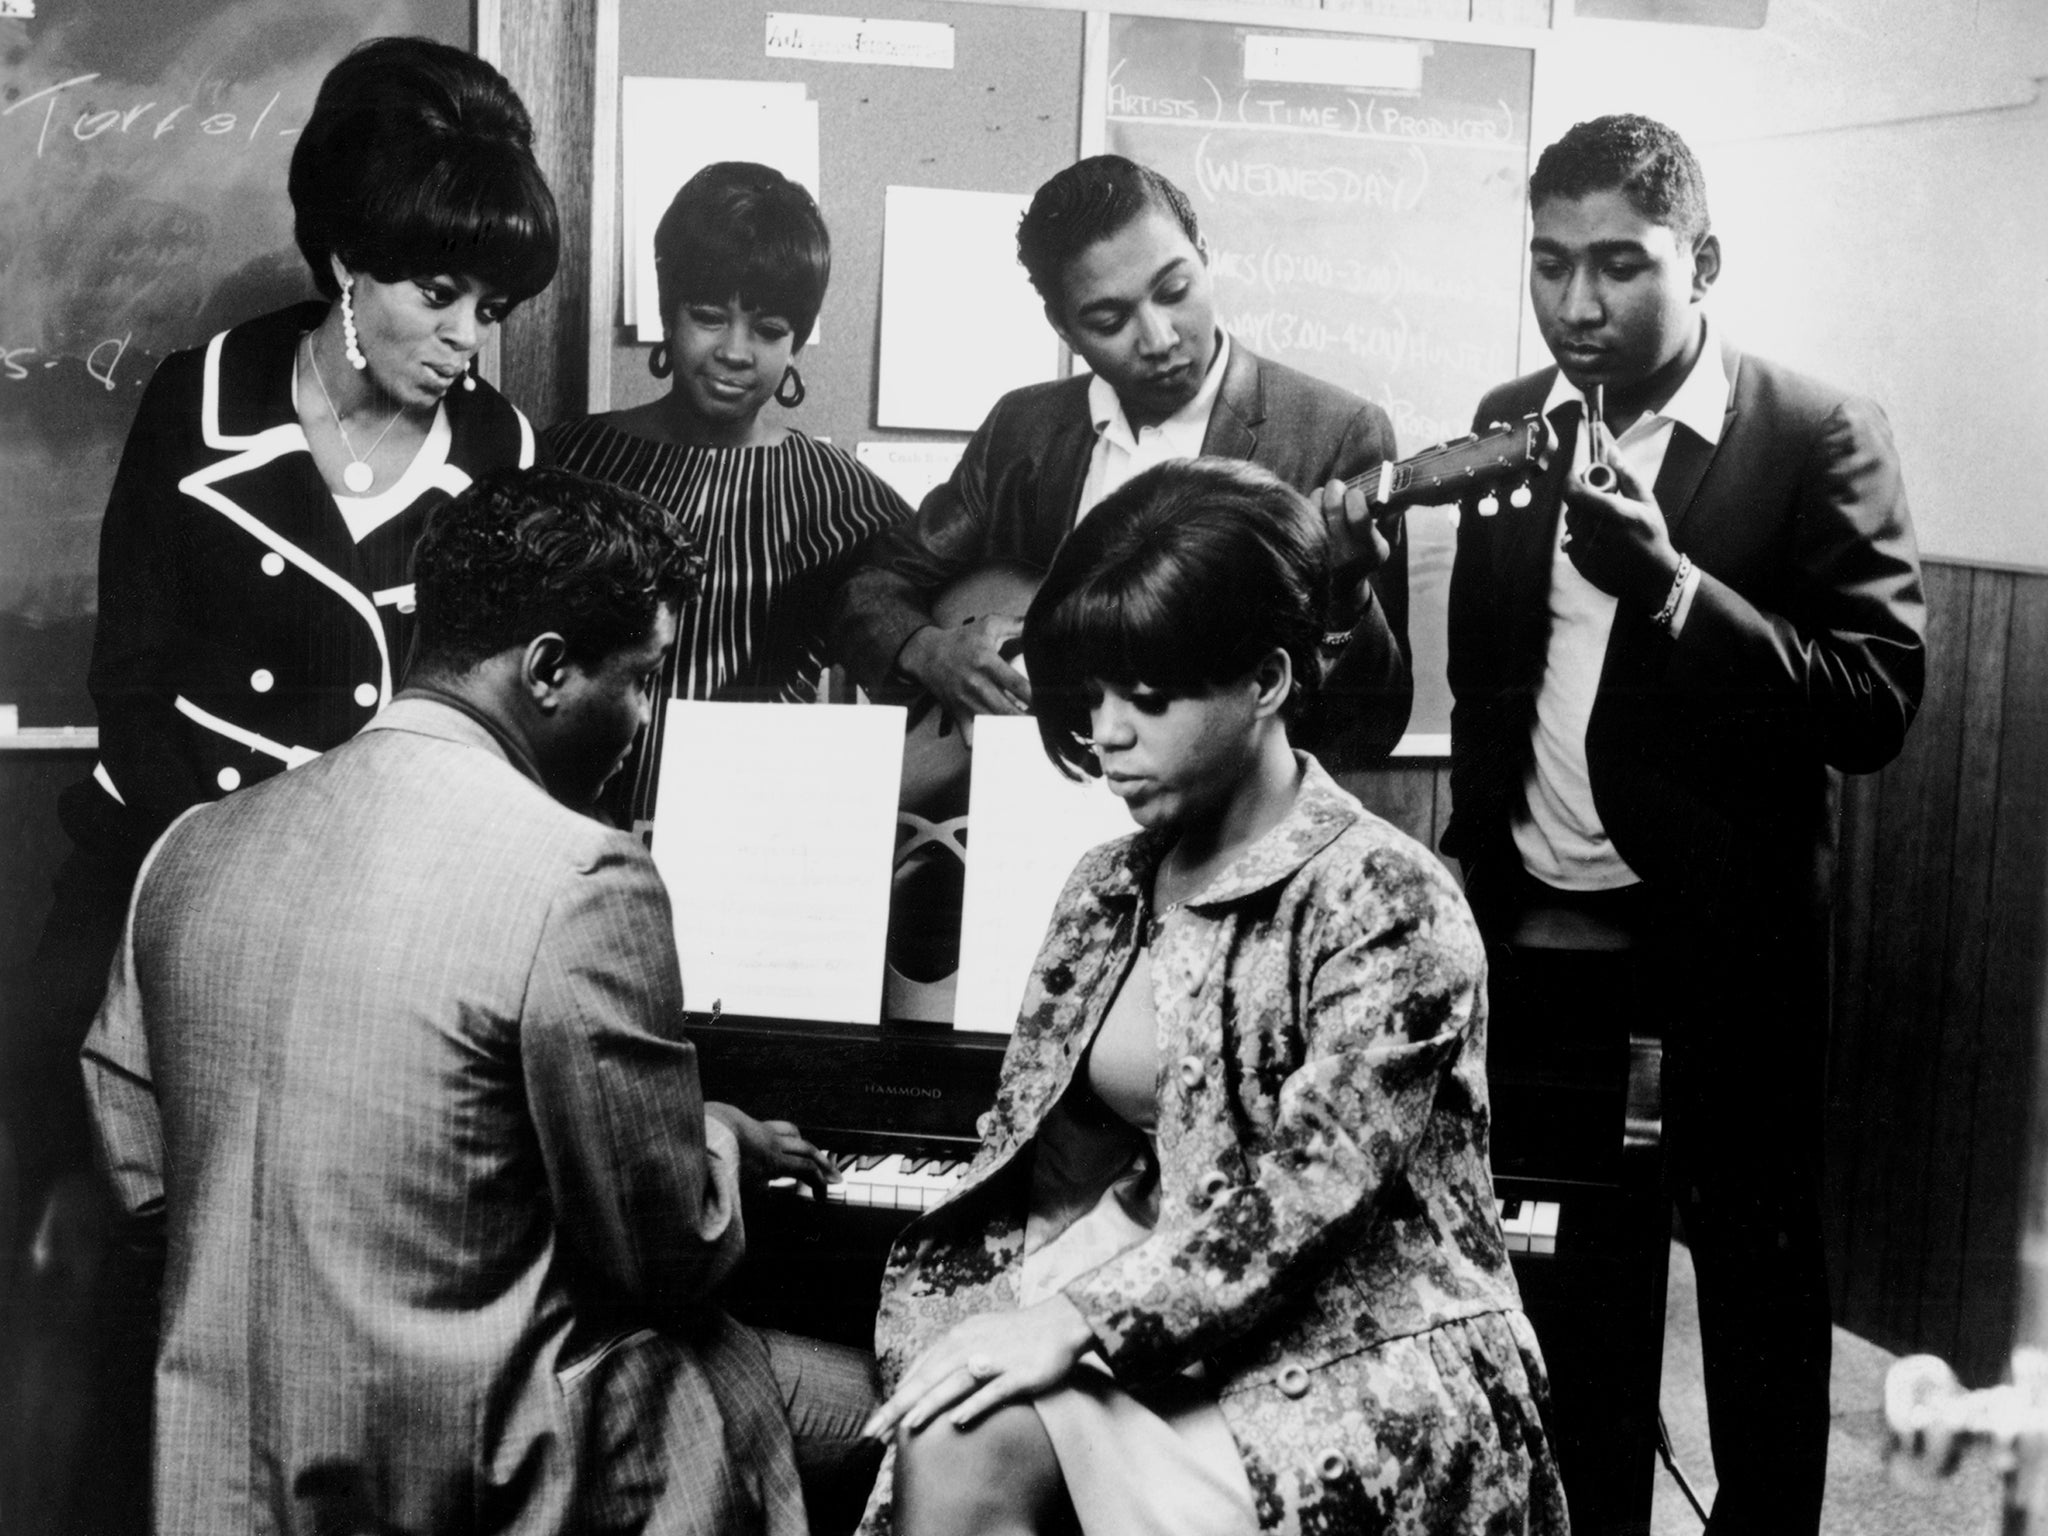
1520,0,2048,568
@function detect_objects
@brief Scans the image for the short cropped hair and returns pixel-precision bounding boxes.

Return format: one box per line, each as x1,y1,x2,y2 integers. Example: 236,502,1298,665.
654,162,832,349
1015,155,1203,309
290,36,560,306
412,467,705,675
1528,113,1711,247
1023,458,1324,780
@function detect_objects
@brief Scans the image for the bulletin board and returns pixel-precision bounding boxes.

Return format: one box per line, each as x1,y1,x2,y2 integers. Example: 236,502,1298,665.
598,0,1086,447
0,0,474,731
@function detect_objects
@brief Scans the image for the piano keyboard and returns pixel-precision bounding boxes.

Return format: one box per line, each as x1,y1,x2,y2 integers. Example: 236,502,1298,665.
771,1152,970,1212
771,1154,1560,1255
1497,1195,1560,1256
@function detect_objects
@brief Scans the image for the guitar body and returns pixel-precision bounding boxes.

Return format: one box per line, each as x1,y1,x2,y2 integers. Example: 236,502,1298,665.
895,560,1044,819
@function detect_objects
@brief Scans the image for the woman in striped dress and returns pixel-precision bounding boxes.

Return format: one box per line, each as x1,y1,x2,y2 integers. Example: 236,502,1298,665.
546,161,911,830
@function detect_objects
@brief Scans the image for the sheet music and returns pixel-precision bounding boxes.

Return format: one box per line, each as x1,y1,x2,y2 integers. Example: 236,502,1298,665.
952,717,1135,1034
650,701,903,1025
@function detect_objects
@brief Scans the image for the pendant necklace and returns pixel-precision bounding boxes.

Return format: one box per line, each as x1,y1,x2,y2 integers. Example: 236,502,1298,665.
303,335,403,494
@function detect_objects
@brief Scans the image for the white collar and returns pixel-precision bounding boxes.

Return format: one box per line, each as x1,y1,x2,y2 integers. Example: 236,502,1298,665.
1543,316,1728,447
1086,329,1232,450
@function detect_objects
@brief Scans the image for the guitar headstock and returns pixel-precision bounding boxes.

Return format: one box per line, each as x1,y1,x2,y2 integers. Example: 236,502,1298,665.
1360,413,1552,517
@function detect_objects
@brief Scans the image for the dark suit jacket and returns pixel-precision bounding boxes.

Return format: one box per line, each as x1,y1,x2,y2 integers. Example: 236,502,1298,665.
1443,342,1925,932
82,700,805,1536
828,342,1413,762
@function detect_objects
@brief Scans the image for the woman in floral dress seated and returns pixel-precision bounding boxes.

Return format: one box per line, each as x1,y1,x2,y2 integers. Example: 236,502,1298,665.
856,457,1569,1536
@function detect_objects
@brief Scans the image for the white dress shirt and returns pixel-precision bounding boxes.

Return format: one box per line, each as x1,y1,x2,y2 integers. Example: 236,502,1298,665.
1074,332,1233,522
1512,322,1728,891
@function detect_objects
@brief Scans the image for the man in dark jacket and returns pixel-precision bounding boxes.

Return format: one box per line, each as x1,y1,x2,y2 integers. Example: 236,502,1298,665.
831,154,1412,769
1445,114,1924,1534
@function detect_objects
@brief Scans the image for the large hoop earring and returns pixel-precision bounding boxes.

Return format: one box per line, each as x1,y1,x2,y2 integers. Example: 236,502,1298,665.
648,340,672,380
774,364,806,409
340,277,367,371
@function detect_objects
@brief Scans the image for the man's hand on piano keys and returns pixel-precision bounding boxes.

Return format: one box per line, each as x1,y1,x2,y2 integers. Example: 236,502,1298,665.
860,1294,1096,1443
704,1103,840,1198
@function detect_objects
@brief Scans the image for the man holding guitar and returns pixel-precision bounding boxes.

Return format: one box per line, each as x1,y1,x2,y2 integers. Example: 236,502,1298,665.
1444,116,1924,1534
829,155,1412,770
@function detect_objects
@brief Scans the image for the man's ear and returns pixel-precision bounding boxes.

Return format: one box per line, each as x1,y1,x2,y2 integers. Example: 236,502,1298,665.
521,633,572,712
1044,300,1078,354
1691,233,1722,300
1251,647,1294,720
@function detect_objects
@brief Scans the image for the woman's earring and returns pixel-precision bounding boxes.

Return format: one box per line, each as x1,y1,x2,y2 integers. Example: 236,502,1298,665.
648,340,672,379
340,277,367,371
463,358,477,393
774,364,806,408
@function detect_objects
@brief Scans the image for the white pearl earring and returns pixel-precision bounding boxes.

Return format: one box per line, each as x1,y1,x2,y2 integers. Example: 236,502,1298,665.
340,277,367,371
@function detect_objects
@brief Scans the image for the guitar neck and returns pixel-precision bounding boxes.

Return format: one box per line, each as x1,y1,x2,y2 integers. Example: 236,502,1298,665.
1340,415,1549,516
1343,457,1425,513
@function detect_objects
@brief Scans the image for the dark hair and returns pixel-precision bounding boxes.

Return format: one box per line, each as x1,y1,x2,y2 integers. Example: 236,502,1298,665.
1023,459,1324,780
1015,155,1203,310
1529,114,1711,247
412,467,705,674
290,36,560,306
654,162,831,349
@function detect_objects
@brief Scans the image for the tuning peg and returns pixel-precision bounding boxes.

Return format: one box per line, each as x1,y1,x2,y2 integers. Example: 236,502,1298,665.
1477,492,1500,517
1510,483,1533,509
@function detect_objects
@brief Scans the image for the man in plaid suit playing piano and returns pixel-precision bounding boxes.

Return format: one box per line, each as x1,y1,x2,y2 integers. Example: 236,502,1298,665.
82,468,879,1536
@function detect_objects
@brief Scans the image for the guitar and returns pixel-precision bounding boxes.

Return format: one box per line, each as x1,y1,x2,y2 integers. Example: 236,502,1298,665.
894,412,1554,815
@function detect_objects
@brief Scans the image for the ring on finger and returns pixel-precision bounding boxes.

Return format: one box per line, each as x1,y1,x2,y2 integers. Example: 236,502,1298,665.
966,1353,997,1381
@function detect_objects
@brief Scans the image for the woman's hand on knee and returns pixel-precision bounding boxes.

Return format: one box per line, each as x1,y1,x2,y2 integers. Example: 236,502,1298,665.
862,1294,1096,1442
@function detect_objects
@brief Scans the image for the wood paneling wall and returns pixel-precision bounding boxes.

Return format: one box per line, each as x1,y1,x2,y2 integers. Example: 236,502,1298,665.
1828,558,2048,1385
495,0,599,430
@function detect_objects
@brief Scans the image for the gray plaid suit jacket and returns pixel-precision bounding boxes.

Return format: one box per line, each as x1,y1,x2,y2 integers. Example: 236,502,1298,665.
82,698,805,1536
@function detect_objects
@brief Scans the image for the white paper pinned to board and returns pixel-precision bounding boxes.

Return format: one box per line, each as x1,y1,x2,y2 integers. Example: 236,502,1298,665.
876,185,1059,432
952,717,1135,1034
620,78,820,342
650,700,905,1025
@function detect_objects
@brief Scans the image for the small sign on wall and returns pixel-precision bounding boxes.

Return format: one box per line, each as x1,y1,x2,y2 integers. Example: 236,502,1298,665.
766,13,956,69
1574,0,1768,26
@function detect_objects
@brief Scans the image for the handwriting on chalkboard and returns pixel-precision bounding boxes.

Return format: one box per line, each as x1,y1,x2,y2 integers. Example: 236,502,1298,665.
1217,306,1511,388
1,335,138,390
1194,136,1430,211
1108,64,1517,149
1209,245,1484,305
3,73,303,156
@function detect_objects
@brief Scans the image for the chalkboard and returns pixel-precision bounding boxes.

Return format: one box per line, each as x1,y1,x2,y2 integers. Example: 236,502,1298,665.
1105,16,1536,739
0,0,471,729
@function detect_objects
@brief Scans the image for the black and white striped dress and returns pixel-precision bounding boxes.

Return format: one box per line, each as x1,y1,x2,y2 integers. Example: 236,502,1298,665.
545,415,911,824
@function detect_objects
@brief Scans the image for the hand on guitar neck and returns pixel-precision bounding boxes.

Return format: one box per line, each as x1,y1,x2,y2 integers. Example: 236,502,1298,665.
1319,477,1395,620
